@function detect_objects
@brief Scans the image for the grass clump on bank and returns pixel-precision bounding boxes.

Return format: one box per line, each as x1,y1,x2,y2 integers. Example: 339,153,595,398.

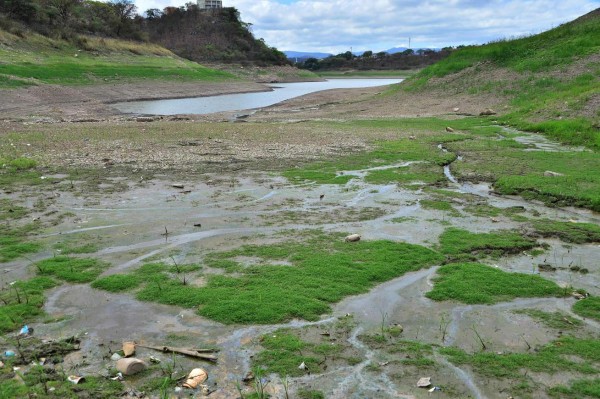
441,337,600,396
426,263,564,304
35,256,109,283
438,227,537,260
513,309,583,330
532,219,600,244
0,223,43,263
93,233,443,324
572,297,600,322
548,378,600,399
0,276,57,333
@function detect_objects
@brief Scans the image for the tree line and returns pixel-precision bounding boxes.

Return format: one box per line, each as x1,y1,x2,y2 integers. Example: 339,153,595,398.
298,48,454,71
0,0,288,64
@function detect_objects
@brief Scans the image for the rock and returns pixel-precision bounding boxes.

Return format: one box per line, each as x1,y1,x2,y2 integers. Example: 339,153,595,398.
345,234,361,242
298,361,307,370
544,171,564,177
110,352,122,361
242,371,254,383
479,108,497,116
453,107,460,112
172,183,185,189
445,127,455,132
116,358,146,376
122,342,136,357
417,376,432,388
182,368,208,389
538,263,556,272
408,135,416,140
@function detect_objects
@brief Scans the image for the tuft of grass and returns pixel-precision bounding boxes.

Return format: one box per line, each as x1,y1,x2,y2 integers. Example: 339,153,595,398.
0,224,43,263
441,336,600,379
513,309,582,330
253,329,344,377
420,199,461,217
572,297,600,322
91,274,142,292
548,378,600,398
438,227,537,260
532,219,600,244
0,276,58,333
53,242,98,255
35,256,109,283
426,262,564,304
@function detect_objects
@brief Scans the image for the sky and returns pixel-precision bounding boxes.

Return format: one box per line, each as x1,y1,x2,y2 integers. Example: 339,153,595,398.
132,0,600,54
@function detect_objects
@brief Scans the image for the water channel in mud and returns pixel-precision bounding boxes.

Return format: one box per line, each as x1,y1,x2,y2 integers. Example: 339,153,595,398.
111,78,402,115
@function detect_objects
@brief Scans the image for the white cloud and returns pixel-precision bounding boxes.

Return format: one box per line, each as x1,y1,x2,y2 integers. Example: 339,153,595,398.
132,0,600,53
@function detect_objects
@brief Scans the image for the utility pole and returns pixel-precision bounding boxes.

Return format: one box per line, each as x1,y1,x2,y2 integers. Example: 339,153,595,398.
408,37,411,49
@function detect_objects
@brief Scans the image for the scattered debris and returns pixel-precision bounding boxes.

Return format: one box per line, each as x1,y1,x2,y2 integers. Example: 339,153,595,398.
193,223,202,227
445,127,455,132
417,377,432,388
345,234,361,242
298,361,307,370
110,372,124,381
429,386,442,392
378,361,389,366
453,107,460,112
4,350,15,357
67,375,85,384
18,325,32,336
110,352,122,361
149,356,161,364
572,291,589,300
136,343,218,362
116,358,147,375
123,342,136,357
544,170,565,177
408,135,416,140
182,368,208,389
319,194,325,200
490,217,500,223
172,183,185,189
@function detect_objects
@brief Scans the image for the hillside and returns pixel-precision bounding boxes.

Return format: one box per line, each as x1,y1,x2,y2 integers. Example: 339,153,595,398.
400,8,600,149
146,7,288,65
0,28,233,89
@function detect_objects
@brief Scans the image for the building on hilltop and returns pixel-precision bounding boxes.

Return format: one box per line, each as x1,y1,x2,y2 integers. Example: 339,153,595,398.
197,0,222,9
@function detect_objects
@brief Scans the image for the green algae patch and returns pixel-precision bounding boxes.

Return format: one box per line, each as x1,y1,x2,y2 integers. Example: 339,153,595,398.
426,263,564,304
93,234,443,324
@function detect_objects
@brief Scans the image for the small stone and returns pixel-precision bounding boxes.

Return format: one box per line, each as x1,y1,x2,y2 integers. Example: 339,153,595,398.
172,183,185,189
445,126,454,132
345,234,361,242
110,353,122,361
417,377,431,388
544,170,564,177
453,107,460,112
479,108,496,116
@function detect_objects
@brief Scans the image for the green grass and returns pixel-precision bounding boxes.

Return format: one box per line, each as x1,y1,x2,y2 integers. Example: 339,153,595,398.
0,223,43,263
441,336,600,379
35,256,109,283
513,309,583,330
532,219,600,244
420,199,461,216
402,13,600,149
426,263,564,304
317,70,417,78
0,276,58,333
93,233,443,324
572,297,600,321
549,379,600,398
253,328,347,378
0,30,234,88
53,242,98,255
438,227,537,260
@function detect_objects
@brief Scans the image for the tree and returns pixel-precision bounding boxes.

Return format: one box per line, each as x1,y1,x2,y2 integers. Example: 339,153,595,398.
145,8,163,20
110,0,137,36
362,50,373,58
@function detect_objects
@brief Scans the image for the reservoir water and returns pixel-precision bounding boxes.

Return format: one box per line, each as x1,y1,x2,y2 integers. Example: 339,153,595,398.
112,78,402,116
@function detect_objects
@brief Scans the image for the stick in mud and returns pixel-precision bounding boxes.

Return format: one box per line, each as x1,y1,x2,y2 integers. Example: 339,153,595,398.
136,343,218,362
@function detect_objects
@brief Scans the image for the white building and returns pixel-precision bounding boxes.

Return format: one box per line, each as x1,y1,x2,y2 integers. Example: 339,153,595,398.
197,0,222,9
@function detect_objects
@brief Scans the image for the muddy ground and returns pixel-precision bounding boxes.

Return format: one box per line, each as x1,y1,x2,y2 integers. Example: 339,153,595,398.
1,80,599,399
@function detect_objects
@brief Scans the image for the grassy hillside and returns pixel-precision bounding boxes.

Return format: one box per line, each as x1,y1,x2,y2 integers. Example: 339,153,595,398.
0,28,233,89
403,8,600,149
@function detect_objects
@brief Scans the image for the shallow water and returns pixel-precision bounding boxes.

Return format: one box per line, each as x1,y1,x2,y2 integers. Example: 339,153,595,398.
111,79,402,115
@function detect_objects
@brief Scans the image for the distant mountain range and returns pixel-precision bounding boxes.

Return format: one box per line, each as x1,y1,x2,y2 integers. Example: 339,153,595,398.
284,47,437,60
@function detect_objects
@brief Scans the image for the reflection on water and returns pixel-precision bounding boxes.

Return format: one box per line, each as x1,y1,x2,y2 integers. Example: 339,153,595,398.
112,78,402,115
